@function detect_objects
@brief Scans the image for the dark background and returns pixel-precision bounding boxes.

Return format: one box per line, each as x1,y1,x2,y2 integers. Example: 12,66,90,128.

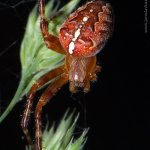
0,0,148,150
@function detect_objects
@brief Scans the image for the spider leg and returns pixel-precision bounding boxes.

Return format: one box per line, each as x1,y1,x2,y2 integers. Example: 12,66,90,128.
38,0,66,55
21,65,64,149
35,74,68,150
84,57,101,93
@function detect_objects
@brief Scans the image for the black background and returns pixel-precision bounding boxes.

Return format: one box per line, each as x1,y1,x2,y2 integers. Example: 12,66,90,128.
0,0,149,150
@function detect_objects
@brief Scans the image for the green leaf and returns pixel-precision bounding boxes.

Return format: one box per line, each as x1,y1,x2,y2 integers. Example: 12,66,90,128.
27,111,88,150
0,0,80,123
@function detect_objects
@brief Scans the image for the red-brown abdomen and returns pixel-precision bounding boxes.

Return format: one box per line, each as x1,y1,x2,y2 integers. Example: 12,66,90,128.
59,0,114,57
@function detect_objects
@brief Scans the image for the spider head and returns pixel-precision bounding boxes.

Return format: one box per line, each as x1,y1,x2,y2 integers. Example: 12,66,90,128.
66,56,89,92
65,55,98,93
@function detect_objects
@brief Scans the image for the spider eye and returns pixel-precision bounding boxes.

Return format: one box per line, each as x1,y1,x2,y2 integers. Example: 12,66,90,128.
59,0,114,57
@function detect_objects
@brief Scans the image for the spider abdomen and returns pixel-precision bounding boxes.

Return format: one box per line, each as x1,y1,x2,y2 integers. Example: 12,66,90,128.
59,0,114,57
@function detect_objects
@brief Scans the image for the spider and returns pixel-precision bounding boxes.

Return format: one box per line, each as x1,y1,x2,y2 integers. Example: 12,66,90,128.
21,0,114,149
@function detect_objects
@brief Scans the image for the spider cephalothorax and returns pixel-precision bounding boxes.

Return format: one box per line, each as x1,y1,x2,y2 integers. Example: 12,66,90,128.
21,0,114,150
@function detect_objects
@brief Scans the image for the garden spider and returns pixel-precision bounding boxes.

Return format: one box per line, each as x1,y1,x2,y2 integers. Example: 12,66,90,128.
21,0,114,149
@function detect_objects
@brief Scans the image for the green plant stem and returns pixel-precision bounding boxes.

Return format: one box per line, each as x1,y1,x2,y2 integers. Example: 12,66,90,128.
0,76,26,123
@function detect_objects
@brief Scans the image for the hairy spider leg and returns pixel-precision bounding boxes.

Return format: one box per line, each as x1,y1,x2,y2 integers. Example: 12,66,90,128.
35,74,68,150
38,0,66,55
21,66,65,150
